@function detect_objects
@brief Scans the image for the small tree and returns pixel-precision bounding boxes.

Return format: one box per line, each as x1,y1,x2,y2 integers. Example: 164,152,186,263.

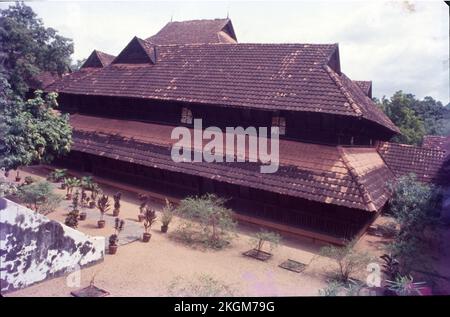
64,177,80,200
18,181,61,214
252,229,281,256
160,198,174,232
175,194,236,249
320,240,372,284
142,206,157,242
48,169,67,182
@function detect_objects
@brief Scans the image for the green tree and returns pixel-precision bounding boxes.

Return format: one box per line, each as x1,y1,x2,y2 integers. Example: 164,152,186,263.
387,174,441,274
0,87,72,170
18,180,62,214
378,91,426,145
0,1,73,95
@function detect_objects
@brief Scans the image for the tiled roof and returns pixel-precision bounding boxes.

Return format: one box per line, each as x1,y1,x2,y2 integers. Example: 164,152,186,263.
377,142,448,184
353,80,372,98
47,42,398,134
70,114,394,212
81,50,116,68
146,19,237,44
422,135,450,154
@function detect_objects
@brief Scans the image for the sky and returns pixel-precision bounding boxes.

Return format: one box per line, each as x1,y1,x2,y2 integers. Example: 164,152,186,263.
1,0,449,103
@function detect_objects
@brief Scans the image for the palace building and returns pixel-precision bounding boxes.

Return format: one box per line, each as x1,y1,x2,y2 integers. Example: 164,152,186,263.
45,19,448,244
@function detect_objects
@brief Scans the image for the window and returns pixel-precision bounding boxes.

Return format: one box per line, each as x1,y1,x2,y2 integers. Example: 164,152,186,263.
181,107,193,124
272,116,286,135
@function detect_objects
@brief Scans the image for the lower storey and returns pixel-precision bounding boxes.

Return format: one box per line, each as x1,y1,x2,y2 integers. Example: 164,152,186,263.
56,152,379,245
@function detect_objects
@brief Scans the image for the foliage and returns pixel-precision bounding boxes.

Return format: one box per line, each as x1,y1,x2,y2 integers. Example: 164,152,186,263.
320,240,372,283
377,91,450,145
160,198,174,226
96,194,110,221
318,280,366,296
109,234,118,246
80,176,94,190
113,191,121,210
174,194,236,249
387,174,441,274
64,177,80,197
0,1,73,96
0,178,17,197
385,275,426,296
168,274,235,297
18,180,61,214
65,210,79,228
0,89,72,170
143,206,157,233
380,253,400,280
24,175,35,185
251,229,281,254
48,168,67,182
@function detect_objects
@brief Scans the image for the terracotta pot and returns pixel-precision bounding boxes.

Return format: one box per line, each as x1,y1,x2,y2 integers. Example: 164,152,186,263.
113,209,120,217
109,244,118,254
4,171,9,178
138,214,145,222
161,225,168,233
15,177,21,182
89,201,95,209
60,183,66,190
97,220,105,228
66,193,72,200
79,212,87,221
142,232,151,242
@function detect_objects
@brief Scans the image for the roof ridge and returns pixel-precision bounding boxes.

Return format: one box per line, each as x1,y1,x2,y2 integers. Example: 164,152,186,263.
337,146,377,212
324,65,363,116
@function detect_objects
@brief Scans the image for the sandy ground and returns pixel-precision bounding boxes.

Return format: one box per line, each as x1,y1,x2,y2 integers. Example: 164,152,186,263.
3,166,449,296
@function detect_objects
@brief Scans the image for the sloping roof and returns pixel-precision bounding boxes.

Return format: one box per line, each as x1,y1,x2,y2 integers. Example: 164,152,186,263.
146,18,237,44
353,80,372,98
422,135,450,154
81,50,116,68
47,42,398,134
70,114,394,212
112,37,157,64
377,142,448,184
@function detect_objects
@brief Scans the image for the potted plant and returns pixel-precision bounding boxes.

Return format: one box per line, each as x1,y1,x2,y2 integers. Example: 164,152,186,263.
160,198,174,233
96,194,110,228
112,191,122,217
138,194,148,222
65,210,79,228
15,170,21,182
64,177,80,200
109,218,125,254
108,234,119,255
48,169,67,183
89,183,100,208
24,176,35,185
142,207,157,242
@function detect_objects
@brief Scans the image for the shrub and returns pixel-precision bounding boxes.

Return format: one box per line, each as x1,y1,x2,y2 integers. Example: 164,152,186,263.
168,274,235,297
320,240,372,283
18,181,62,214
174,194,236,249
161,198,174,226
48,169,67,182
65,210,79,228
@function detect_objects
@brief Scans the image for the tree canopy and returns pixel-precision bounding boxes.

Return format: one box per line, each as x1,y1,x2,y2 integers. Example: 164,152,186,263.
0,1,73,95
377,91,450,145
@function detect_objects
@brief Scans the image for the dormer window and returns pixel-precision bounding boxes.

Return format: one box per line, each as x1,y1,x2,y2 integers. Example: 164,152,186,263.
272,116,286,135
181,107,193,124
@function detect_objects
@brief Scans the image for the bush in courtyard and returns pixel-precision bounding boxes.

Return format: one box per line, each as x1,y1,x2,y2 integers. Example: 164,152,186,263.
0,178,17,197
48,169,67,182
174,194,236,249
168,274,236,297
18,181,62,214
387,173,441,274
320,239,372,284
385,275,426,296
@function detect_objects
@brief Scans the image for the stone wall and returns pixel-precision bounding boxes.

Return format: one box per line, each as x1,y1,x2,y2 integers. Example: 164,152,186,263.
0,198,105,293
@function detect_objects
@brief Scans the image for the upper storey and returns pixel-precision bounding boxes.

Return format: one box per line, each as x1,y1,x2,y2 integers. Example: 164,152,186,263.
146,18,237,44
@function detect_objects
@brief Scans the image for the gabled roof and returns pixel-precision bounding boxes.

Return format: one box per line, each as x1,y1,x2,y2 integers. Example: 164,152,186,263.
28,71,61,90
47,42,398,134
146,18,237,44
70,114,394,212
353,80,372,98
112,37,157,64
377,142,449,184
81,50,116,68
